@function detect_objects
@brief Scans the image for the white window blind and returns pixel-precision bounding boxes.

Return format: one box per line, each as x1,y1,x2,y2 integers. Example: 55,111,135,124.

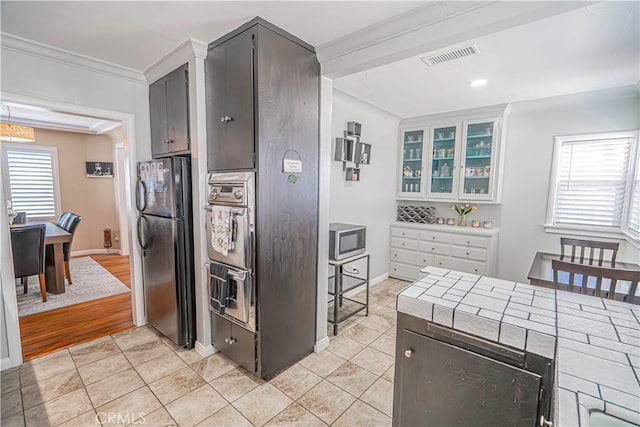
628,157,640,234
1,144,59,220
554,137,631,228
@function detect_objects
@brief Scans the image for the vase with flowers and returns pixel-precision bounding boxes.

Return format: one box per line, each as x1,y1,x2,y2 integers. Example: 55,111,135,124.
450,203,477,227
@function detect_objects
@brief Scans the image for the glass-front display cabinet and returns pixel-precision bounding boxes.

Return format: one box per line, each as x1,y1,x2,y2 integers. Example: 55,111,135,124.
397,104,509,203
398,128,425,198
460,119,496,199
426,124,458,199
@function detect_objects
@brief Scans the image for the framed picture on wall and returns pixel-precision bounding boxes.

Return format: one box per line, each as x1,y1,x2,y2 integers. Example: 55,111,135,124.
86,161,113,178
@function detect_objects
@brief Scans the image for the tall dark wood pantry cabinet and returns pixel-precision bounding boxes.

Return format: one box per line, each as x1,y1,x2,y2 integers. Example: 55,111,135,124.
205,18,320,380
150,63,190,158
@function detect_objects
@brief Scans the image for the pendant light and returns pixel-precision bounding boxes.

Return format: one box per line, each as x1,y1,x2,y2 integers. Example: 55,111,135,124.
1,106,35,142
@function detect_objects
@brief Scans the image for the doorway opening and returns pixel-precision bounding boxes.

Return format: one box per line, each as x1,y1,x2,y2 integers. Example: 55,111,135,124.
1,100,140,361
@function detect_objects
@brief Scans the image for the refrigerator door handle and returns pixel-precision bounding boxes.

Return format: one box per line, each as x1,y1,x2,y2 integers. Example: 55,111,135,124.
137,215,151,252
135,179,148,212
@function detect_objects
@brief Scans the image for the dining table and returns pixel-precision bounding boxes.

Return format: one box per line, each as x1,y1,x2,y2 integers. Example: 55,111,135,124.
11,221,72,294
527,251,640,303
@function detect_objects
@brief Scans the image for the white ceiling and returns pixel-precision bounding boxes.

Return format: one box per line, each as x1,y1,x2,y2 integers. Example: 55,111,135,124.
334,1,640,117
0,1,638,128
0,103,122,135
0,1,427,71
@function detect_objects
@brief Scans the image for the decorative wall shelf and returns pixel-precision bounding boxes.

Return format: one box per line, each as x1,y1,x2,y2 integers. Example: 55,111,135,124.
335,121,370,181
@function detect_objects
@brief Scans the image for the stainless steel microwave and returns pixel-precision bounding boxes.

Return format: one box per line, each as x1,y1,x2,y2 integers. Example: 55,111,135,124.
329,223,366,261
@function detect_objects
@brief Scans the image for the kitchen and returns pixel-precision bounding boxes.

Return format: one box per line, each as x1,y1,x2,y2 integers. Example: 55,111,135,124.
1,1,639,426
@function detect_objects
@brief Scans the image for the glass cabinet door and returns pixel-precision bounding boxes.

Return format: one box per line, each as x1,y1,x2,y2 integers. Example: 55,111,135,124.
460,119,496,199
427,125,458,199
399,129,425,196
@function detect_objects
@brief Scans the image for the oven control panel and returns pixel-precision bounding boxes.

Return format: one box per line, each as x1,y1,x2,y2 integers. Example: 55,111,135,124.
208,182,246,206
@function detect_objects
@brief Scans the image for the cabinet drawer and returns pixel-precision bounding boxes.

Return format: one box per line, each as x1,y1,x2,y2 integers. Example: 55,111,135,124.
392,237,418,251
391,248,433,267
451,235,490,249
451,246,488,262
419,231,450,244
434,256,486,275
390,262,423,281
418,241,450,256
392,228,419,240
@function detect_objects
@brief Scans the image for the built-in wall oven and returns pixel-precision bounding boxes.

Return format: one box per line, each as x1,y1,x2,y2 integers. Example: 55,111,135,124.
205,172,256,332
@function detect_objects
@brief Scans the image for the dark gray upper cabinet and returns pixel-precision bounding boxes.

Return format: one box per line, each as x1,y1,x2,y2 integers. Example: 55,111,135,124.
150,63,190,158
206,30,255,171
205,18,320,380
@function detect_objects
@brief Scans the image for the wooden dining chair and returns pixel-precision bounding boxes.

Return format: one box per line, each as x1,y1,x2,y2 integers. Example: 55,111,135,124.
10,224,47,302
559,238,619,267
59,213,82,284
552,259,639,303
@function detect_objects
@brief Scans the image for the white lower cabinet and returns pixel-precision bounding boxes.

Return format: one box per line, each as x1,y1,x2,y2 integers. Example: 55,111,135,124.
390,222,498,280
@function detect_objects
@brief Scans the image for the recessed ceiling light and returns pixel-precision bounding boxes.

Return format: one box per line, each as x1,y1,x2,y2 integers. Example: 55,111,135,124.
469,79,488,87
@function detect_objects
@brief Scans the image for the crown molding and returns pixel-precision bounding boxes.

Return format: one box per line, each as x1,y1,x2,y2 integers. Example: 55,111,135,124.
0,32,147,84
317,1,593,78
144,38,208,84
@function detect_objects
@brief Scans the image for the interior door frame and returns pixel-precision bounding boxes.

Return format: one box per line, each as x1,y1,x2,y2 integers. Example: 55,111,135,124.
0,93,143,369
114,142,130,256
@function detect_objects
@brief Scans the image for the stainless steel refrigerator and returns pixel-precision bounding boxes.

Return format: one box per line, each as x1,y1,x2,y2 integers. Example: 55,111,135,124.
136,157,195,348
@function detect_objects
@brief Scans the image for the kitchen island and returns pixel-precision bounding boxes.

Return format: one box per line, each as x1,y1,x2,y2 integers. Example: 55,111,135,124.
394,266,640,426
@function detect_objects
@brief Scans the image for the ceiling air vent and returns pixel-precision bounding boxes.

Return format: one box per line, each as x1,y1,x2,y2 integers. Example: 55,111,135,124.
421,44,480,66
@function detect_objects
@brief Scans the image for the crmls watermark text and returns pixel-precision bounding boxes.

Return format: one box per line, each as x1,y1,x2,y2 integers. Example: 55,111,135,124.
97,412,146,424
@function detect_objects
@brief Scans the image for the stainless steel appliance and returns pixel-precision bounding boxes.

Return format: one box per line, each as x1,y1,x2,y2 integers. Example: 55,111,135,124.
136,157,195,348
205,172,256,332
329,223,367,261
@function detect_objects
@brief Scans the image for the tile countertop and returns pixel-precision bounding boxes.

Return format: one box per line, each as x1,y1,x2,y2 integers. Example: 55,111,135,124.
395,266,640,426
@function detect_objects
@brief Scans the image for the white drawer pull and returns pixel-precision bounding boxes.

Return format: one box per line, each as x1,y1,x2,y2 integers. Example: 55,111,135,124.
394,254,397,258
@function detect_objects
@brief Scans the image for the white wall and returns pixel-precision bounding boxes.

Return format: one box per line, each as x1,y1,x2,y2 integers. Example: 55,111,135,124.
395,86,639,284
496,86,640,282
329,90,400,280
1,44,149,369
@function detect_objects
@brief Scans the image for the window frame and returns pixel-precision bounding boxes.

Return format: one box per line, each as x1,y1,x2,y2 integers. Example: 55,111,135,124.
1,143,62,222
545,130,639,244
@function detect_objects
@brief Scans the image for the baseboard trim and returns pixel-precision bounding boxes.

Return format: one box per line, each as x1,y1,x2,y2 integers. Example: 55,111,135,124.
1,356,20,371
194,341,215,358
72,248,122,257
314,336,330,353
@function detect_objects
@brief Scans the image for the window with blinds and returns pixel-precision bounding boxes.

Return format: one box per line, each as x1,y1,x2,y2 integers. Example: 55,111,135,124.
1,144,60,221
547,131,638,237
628,159,640,235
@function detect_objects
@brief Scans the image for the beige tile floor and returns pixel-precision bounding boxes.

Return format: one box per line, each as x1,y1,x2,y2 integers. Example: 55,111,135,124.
1,278,408,427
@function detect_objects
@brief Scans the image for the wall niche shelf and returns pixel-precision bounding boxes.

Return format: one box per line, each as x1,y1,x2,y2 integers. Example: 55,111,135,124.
335,121,371,181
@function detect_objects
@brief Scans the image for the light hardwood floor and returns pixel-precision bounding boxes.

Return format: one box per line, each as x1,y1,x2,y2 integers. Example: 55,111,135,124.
19,254,134,361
